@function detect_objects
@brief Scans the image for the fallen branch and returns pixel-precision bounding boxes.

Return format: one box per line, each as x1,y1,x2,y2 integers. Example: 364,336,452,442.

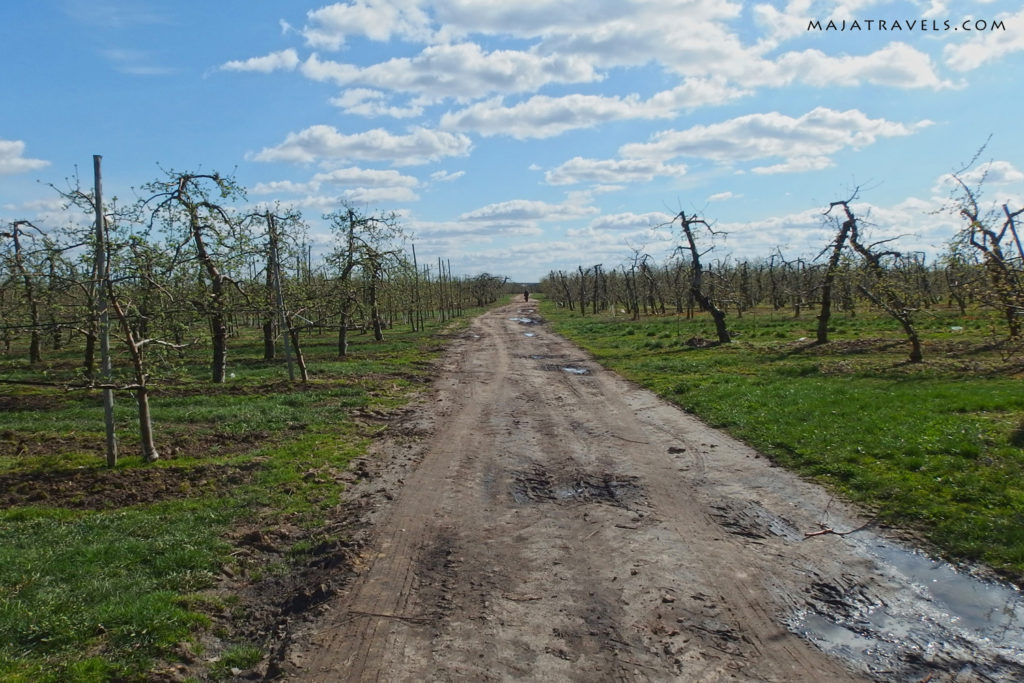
804,516,878,539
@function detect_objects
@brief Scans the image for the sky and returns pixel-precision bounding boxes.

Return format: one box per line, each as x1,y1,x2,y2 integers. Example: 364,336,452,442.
2,0,1023,282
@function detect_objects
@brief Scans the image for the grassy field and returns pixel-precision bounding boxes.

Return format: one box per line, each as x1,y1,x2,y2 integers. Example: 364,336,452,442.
541,301,1024,579
0,316,473,681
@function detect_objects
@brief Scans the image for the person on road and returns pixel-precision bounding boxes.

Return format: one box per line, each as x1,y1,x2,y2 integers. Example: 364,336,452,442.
523,290,530,302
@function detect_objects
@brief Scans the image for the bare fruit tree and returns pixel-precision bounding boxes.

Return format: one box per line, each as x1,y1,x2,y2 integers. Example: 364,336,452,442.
668,211,731,344
949,178,1024,339
829,198,925,363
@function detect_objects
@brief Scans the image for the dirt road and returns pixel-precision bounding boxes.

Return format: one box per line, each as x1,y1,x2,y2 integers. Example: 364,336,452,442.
280,302,1024,681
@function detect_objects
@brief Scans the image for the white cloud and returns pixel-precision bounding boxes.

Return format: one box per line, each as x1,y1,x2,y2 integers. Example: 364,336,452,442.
620,107,932,172
585,211,675,232
1,197,64,213
314,167,420,188
251,179,314,195
339,186,420,203
459,199,598,223
753,0,813,45
545,157,687,186
430,170,464,182
771,43,957,90
221,49,300,73
752,156,834,175
442,94,645,139
408,218,542,240
932,160,1024,195
441,77,747,139
252,166,421,202
330,89,424,118
300,42,600,99
708,191,737,202
299,53,360,83
251,125,472,166
0,140,49,175
433,0,744,70
944,8,1024,72
303,0,433,49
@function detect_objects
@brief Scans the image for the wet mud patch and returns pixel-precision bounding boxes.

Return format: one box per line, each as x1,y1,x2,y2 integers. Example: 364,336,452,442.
411,530,460,622
539,363,591,375
0,460,263,509
791,565,1024,681
510,465,644,509
707,498,802,541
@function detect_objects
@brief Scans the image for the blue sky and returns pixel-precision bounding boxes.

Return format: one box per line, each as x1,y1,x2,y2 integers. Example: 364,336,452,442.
2,0,1022,281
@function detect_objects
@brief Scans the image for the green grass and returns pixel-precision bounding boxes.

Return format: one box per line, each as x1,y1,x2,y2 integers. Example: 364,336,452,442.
0,312,480,680
0,504,226,682
543,303,1024,577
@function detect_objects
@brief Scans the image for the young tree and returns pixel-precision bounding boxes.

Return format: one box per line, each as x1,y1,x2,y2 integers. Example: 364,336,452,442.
325,205,403,357
144,172,249,383
1,221,45,363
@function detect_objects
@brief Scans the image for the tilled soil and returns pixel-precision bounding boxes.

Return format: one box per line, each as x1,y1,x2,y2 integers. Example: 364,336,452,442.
275,302,1024,682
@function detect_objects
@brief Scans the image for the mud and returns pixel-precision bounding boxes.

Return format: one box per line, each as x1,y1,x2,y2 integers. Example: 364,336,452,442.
0,428,271,461
264,302,1024,682
0,459,263,509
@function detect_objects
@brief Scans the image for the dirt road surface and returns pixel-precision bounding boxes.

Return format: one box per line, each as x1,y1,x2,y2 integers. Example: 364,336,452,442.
279,302,1024,682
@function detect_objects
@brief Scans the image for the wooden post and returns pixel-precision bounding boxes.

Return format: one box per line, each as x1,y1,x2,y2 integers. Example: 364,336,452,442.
93,155,118,467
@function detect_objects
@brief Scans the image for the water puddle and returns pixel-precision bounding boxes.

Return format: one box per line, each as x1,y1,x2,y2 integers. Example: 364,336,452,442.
866,542,1024,633
509,317,539,324
561,366,590,375
523,332,536,338
791,532,1024,679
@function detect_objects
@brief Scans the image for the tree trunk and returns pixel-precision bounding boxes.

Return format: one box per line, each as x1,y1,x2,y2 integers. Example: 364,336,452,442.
816,218,852,344
136,386,159,463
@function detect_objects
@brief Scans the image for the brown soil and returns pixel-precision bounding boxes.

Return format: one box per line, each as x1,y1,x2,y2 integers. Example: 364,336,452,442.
0,460,263,509
248,302,1024,682
0,429,271,461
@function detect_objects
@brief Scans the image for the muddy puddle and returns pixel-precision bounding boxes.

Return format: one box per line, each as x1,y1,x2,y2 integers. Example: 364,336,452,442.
510,466,644,509
538,363,590,375
509,317,539,324
790,530,1024,680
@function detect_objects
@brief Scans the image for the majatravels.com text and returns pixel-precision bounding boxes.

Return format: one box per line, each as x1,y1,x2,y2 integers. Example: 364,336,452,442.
809,18,1006,32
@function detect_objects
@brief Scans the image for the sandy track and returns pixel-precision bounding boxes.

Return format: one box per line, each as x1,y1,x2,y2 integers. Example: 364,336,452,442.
281,302,1024,682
